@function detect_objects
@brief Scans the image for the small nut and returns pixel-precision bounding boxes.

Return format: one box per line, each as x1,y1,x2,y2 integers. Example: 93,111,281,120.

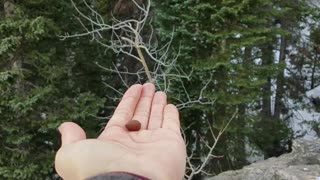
125,120,141,131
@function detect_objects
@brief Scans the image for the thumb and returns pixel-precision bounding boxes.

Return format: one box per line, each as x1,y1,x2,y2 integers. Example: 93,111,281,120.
58,122,86,146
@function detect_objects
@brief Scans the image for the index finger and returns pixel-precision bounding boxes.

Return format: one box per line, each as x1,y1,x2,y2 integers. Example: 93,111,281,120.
104,84,143,129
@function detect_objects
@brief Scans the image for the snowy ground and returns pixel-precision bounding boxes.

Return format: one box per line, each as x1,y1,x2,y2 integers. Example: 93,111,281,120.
290,107,319,140
246,86,320,163
295,86,320,140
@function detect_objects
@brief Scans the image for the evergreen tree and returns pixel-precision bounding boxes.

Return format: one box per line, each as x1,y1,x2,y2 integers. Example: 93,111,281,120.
155,0,319,177
0,0,319,179
0,1,111,178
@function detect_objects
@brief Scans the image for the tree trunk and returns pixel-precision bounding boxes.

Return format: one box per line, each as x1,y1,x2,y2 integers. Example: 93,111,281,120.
273,35,287,119
112,0,154,85
310,55,317,89
235,47,253,167
261,44,273,120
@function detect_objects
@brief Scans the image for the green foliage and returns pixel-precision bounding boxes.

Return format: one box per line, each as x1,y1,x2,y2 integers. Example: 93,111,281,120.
0,1,111,179
251,117,293,157
155,0,320,177
1,0,319,179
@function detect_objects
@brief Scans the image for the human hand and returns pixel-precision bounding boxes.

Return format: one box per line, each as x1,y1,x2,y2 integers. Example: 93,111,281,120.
55,83,187,180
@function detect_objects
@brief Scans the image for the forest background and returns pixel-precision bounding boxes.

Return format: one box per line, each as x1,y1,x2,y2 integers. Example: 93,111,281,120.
1,0,320,179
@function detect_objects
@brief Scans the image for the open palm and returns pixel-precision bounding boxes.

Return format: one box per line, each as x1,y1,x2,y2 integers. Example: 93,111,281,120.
55,84,186,180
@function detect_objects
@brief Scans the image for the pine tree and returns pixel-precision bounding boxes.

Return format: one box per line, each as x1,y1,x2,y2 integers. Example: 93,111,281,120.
0,1,111,178
155,0,304,177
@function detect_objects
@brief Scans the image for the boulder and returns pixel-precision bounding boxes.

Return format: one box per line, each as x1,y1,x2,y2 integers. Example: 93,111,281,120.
206,139,320,180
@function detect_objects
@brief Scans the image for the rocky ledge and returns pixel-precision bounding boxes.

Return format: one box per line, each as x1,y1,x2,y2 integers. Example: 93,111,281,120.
206,139,320,180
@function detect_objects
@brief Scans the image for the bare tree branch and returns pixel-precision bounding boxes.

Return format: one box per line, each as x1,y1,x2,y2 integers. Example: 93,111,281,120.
65,1,234,179
185,110,238,179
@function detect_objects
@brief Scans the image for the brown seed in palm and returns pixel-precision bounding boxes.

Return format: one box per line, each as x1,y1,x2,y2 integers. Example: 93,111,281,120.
125,120,141,131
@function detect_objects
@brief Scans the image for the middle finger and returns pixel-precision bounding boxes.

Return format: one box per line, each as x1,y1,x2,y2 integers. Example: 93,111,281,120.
131,83,155,129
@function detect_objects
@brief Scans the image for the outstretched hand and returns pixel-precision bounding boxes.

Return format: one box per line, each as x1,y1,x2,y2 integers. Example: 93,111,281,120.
55,83,187,180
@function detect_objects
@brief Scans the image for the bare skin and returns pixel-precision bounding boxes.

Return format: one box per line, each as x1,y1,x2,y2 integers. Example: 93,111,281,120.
55,83,187,180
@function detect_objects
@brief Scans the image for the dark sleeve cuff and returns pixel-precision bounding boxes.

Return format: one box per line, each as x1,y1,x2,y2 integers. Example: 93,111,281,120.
86,172,151,180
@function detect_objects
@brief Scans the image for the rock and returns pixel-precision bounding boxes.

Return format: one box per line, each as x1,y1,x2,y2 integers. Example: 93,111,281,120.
206,139,320,180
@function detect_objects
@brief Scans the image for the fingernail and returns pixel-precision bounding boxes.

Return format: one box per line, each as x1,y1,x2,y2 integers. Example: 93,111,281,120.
123,84,142,98
142,83,155,96
143,83,155,87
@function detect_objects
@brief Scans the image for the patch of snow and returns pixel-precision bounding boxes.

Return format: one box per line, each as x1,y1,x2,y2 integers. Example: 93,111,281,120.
290,108,319,140
287,87,320,140
306,86,320,99
245,137,265,163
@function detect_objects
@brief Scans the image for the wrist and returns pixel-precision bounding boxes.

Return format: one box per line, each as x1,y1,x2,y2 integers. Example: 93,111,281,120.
56,140,181,180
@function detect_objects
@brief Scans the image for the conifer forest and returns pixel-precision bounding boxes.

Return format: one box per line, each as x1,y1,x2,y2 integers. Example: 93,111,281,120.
1,0,320,179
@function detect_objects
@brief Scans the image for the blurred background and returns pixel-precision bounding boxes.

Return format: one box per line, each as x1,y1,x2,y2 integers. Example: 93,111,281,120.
0,0,320,179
